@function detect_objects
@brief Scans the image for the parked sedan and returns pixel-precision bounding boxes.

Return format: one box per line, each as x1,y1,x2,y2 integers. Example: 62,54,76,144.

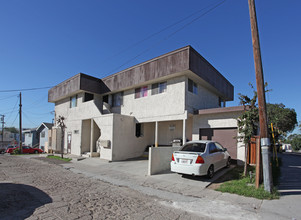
6,146,43,154
170,140,231,178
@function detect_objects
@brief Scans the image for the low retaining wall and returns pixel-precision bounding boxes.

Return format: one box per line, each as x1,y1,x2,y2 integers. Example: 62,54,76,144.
148,146,181,175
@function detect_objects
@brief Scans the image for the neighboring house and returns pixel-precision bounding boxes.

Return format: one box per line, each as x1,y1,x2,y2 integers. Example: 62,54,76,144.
23,128,38,147
0,130,20,150
48,46,246,162
36,122,53,151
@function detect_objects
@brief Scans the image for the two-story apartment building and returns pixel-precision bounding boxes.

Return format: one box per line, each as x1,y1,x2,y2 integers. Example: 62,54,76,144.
48,46,245,162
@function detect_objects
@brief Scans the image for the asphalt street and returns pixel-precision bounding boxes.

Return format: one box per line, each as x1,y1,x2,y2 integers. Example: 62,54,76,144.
1,153,301,219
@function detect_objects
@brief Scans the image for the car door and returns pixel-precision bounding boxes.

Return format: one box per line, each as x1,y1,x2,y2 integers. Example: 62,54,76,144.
207,143,220,169
22,146,29,153
215,142,228,169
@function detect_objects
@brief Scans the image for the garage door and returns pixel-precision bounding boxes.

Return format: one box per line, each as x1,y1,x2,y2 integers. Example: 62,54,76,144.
199,128,238,159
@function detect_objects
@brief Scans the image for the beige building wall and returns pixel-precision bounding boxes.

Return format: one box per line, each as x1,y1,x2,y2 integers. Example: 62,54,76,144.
192,111,245,162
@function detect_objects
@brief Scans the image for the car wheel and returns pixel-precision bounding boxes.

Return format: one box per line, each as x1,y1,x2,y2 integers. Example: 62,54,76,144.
34,150,38,154
207,165,214,179
226,158,231,168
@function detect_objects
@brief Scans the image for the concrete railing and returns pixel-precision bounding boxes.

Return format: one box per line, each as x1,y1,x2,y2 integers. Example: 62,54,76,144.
148,146,181,175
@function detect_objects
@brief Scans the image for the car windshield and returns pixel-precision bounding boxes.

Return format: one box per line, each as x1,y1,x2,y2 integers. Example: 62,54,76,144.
181,143,206,153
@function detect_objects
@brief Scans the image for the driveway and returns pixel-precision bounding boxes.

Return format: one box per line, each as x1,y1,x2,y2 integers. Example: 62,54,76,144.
62,155,232,196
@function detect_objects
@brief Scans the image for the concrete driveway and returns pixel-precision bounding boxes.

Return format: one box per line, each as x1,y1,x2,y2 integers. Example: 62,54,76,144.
60,155,232,197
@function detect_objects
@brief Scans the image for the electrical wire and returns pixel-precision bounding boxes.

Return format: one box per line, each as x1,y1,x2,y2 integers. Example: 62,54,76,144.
0,94,19,101
102,0,225,63
104,0,227,76
0,86,52,93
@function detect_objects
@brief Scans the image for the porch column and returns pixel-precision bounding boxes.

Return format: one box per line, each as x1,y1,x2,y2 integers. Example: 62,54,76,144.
155,121,158,147
90,119,94,154
182,119,186,145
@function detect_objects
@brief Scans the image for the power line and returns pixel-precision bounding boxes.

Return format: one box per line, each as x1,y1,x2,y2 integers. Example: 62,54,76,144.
102,0,224,63
0,86,52,93
104,0,227,76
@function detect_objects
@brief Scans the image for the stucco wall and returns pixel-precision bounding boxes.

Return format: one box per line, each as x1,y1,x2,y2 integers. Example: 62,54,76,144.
185,77,220,114
192,111,245,162
112,115,155,161
148,146,181,175
93,115,114,161
115,76,186,122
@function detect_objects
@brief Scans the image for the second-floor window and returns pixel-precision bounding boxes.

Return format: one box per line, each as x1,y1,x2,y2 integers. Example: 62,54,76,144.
188,79,198,94
70,95,77,108
112,92,123,107
151,82,167,95
135,86,148,99
41,131,45,138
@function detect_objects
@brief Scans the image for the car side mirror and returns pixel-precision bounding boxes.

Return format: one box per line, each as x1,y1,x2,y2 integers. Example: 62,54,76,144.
223,148,227,152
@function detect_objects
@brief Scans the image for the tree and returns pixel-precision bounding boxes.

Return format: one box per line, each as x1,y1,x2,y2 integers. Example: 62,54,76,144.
57,116,66,158
267,103,297,142
237,85,258,176
286,134,301,151
4,127,19,133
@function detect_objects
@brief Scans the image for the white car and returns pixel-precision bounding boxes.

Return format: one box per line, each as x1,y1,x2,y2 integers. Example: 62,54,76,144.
170,140,231,178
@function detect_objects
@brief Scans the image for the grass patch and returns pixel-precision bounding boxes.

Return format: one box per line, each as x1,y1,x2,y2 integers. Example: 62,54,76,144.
47,155,72,162
216,165,279,200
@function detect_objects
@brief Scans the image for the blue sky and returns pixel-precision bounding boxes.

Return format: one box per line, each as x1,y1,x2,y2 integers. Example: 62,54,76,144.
0,0,300,132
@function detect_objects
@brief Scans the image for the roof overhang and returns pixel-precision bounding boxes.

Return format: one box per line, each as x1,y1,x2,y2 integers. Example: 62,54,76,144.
48,46,234,103
197,106,249,115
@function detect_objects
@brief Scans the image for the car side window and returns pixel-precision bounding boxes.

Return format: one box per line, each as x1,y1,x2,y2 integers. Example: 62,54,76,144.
215,143,224,152
209,143,217,154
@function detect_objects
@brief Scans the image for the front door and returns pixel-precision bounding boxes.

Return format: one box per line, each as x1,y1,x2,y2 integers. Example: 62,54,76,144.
67,132,72,154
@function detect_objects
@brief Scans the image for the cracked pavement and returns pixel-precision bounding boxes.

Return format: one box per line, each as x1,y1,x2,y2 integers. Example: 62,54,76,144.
0,155,202,220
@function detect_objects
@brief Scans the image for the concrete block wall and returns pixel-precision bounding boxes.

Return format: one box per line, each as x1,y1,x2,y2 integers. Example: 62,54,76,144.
148,146,181,175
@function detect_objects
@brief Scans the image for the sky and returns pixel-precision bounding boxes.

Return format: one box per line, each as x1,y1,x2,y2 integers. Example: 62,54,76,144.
0,0,300,132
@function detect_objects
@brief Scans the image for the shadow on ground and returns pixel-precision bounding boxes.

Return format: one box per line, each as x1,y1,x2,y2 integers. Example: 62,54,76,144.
278,153,301,196
0,183,52,219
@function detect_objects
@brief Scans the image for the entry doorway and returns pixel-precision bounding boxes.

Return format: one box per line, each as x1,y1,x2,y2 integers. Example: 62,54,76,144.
67,132,72,154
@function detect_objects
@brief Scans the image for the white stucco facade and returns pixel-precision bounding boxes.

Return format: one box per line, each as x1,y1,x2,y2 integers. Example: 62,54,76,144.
49,46,242,162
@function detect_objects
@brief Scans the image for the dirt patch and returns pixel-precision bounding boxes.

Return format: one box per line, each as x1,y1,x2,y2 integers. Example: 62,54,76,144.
33,157,70,165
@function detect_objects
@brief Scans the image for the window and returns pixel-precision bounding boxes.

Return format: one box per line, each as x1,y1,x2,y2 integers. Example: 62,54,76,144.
41,131,45,138
219,97,225,107
188,79,198,94
181,143,206,153
70,95,77,108
135,123,143,137
112,92,123,107
84,93,94,102
135,86,148,99
152,82,167,95
215,142,224,152
209,143,217,154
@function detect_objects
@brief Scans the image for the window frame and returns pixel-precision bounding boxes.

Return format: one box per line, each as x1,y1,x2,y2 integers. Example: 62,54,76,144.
112,92,123,107
188,79,198,95
70,95,78,108
152,82,167,95
135,86,148,99
135,123,144,137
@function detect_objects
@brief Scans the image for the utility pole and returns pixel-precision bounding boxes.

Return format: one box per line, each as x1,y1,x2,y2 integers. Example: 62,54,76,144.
1,114,4,144
57,115,66,158
19,92,22,153
248,0,272,192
